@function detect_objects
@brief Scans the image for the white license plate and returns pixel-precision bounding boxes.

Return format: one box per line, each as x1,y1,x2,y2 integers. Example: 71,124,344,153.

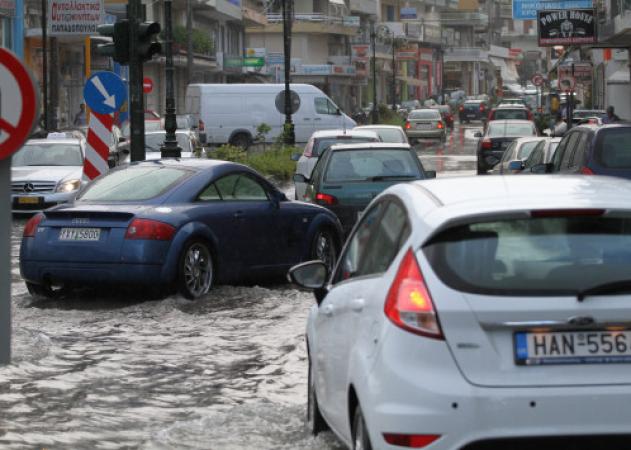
415,123,431,129
515,330,631,365
59,228,101,241
466,114,476,118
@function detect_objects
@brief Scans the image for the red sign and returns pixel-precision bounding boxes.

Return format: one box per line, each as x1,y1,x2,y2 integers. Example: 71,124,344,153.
143,77,153,94
0,48,39,161
531,73,544,87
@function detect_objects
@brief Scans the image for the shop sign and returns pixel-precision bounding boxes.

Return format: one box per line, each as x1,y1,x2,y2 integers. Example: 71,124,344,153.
223,55,243,72
243,57,265,67
512,0,592,20
48,0,104,36
332,65,356,75
300,65,331,75
537,9,596,46
343,16,360,27
396,48,418,60
419,48,434,62
351,44,370,62
244,48,266,58
266,52,284,65
354,60,368,77
558,62,592,86
400,7,417,20
0,0,15,17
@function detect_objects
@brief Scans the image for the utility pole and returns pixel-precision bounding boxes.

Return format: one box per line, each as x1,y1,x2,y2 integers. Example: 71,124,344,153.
49,37,59,130
161,0,182,157
282,0,295,145
370,21,378,124
128,0,145,162
391,34,396,111
41,0,47,131
186,0,193,83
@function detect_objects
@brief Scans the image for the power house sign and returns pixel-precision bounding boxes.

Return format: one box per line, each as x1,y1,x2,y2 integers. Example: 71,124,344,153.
538,9,596,46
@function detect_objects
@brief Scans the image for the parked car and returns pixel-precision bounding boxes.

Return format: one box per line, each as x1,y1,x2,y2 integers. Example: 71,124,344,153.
296,143,435,235
459,99,487,123
487,104,533,122
498,97,529,108
405,109,446,141
476,120,538,174
572,109,606,125
511,137,562,174
11,133,87,214
290,174,631,450
20,159,344,299
353,125,409,143
431,105,455,129
490,137,545,174
114,130,200,165
533,124,631,178
400,99,421,113
293,129,380,200
184,83,356,149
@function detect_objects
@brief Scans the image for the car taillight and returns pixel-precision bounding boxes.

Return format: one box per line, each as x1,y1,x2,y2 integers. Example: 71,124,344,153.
580,166,594,175
384,249,443,339
125,219,176,240
405,121,411,129
198,119,205,132
383,434,441,448
436,122,443,129
315,192,338,206
459,106,464,112
23,213,44,238
527,111,533,121
481,138,492,150
479,104,485,112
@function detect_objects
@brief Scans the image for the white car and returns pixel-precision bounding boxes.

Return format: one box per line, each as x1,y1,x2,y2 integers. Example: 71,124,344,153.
293,129,379,200
11,134,86,214
290,175,631,450
353,125,409,144
491,136,545,174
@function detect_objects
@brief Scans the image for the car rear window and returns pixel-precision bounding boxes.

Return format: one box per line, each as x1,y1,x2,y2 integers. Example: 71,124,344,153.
324,149,421,182
409,110,441,120
78,166,190,202
371,129,407,143
488,122,536,137
313,136,377,156
424,214,631,295
493,109,529,120
597,129,631,168
13,143,83,166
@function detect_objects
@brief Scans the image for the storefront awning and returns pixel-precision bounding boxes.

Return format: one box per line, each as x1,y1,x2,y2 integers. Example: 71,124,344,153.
489,56,519,83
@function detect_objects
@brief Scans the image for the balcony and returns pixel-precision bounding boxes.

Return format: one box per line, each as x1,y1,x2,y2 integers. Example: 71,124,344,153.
440,11,488,28
242,0,267,26
443,47,488,63
251,13,358,35
598,8,631,46
349,0,377,15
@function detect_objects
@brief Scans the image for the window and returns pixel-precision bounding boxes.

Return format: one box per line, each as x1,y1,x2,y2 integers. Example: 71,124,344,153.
198,184,221,201
569,133,590,169
552,138,568,171
215,174,239,199
517,140,541,160
524,141,545,169
214,174,268,201
312,136,378,157
560,132,581,170
314,97,339,115
13,143,83,167
386,5,395,20
408,110,441,120
324,149,421,182
597,129,631,168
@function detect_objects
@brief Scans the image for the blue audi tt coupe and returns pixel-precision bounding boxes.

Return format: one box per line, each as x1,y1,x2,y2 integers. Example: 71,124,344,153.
20,159,343,299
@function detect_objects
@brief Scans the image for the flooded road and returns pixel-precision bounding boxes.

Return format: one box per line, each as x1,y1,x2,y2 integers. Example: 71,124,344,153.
1,123,479,449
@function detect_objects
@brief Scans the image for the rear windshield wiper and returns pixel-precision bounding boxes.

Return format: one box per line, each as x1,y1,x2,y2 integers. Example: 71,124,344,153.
576,280,631,301
368,175,417,181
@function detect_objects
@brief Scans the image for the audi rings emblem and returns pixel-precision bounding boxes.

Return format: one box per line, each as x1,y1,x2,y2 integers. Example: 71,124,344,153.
23,183,35,193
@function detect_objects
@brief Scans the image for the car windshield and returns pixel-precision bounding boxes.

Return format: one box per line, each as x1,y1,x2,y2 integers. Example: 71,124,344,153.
424,214,631,295
494,109,529,120
12,143,83,166
409,110,440,120
324,149,421,182
598,129,631,168
78,166,190,202
488,122,536,137
361,128,406,143
313,136,377,156
145,133,190,152
518,141,540,159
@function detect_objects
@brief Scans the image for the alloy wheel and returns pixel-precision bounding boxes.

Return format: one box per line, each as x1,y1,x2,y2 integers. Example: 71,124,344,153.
182,242,213,299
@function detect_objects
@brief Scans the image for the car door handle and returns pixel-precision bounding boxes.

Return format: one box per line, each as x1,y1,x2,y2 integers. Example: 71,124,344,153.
304,118,311,121
233,211,245,219
314,118,322,121
351,298,365,313
322,304,334,317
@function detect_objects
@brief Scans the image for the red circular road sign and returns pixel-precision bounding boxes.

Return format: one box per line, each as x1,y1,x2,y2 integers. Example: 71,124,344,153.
143,77,153,94
531,73,544,87
0,48,39,161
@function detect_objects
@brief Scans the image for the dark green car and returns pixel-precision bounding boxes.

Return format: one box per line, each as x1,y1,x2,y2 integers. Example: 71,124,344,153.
294,143,436,235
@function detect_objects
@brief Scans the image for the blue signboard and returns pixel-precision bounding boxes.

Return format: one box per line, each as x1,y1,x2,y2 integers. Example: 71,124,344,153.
400,7,417,20
512,0,593,20
83,71,127,115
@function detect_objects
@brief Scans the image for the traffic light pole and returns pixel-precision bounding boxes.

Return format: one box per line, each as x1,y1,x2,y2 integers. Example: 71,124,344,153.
282,0,295,145
128,0,146,162
161,0,182,158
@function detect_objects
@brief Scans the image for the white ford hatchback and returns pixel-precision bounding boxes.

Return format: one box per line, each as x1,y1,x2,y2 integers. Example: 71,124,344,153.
290,175,631,450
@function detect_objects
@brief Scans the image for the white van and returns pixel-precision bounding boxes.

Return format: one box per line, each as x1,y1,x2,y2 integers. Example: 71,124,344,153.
184,83,356,148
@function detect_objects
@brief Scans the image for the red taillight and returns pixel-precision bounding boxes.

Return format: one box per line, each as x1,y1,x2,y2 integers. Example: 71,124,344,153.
198,119,205,132
481,138,492,150
527,111,533,121
315,192,338,206
383,434,441,448
23,213,44,238
459,105,464,112
437,122,443,129
405,121,411,129
479,104,485,112
125,219,176,240
384,249,443,339
531,209,605,218
580,166,594,175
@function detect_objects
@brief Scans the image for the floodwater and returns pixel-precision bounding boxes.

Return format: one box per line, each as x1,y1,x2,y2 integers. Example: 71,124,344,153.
1,123,478,449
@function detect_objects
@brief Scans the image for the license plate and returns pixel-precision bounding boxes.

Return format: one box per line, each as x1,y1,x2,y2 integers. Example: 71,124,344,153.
467,114,476,118
59,228,101,241
415,123,430,129
515,330,631,365
17,196,41,205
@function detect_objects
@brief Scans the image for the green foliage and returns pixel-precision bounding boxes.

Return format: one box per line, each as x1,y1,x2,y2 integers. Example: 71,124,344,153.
171,25,214,55
207,143,298,182
377,104,405,126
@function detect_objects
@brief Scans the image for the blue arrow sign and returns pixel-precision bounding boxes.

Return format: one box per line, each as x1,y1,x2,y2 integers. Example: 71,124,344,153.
83,71,127,115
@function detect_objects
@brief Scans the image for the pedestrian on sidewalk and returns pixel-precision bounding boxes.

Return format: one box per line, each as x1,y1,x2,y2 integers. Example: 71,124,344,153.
602,106,620,124
74,103,87,126
553,113,567,137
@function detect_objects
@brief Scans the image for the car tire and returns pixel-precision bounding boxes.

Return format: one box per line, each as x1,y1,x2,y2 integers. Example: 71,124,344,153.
310,228,337,274
25,281,65,299
307,355,328,435
352,405,373,450
229,133,251,150
177,239,214,300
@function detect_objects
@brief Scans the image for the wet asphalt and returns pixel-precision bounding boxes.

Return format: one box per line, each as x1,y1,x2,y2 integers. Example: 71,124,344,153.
0,122,482,449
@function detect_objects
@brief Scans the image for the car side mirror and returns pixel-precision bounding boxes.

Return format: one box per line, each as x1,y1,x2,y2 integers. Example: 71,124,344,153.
508,160,524,172
336,108,342,116
291,153,301,161
287,261,329,305
473,131,482,138
531,163,552,174
425,170,437,179
293,173,308,183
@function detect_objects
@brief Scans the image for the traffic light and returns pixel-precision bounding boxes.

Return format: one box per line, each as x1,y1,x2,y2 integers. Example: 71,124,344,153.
137,22,162,62
96,21,130,65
